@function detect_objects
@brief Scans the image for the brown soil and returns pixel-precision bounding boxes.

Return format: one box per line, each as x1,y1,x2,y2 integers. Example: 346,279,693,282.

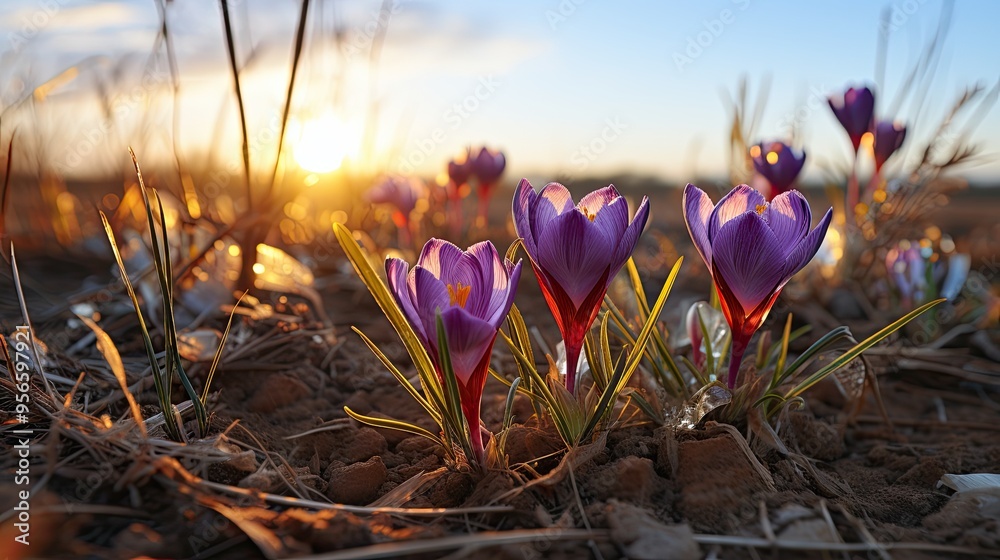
2,268,998,560
2,190,999,558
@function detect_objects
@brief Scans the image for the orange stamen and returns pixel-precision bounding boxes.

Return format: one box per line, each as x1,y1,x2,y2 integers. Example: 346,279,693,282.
447,283,472,308
755,204,767,215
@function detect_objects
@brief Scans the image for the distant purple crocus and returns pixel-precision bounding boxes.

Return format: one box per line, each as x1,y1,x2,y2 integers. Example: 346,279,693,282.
684,184,832,389
366,175,424,226
872,120,907,173
829,86,875,152
513,179,649,394
447,149,473,197
471,147,506,189
885,242,926,308
471,147,506,223
386,239,522,465
751,141,806,197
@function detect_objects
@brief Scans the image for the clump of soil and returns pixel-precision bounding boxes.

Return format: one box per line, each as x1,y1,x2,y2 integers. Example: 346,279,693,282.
4,262,1000,559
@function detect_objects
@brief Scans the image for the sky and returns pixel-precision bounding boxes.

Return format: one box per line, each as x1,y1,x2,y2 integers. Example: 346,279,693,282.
2,0,999,184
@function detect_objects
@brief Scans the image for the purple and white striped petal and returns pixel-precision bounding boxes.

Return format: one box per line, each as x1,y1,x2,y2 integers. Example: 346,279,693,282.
612,195,650,274
438,307,501,385
529,183,575,245
781,208,833,280
683,184,715,268
536,209,618,308
711,212,788,314
762,190,812,257
708,184,767,243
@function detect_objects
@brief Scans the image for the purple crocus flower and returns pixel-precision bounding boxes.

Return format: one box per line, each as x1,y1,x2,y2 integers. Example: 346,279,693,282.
872,120,907,173
447,149,473,197
470,147,506,224
828,86,875,152
445,149,475,235
684,184,832,389
885,242,926,308
750,141,806,197
471,147,506,188
366,175,425,226
386,239,522,465
513,179,649,394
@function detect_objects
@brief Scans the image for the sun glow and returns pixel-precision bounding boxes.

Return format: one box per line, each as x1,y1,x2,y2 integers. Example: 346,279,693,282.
291,113,362,174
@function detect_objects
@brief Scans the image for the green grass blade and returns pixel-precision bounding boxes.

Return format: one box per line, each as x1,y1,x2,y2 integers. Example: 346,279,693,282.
783,299,944,401
773,314,793,382
150,187,207,435
354,327,441,425
201,291,247,406
681,355,709,387
503,377,520,431
78,315,147,438
100,211,180,440
344,407,444,447
333,223,446,413
697,310,715,374
772,326,852,389
435,314,476,463
580,257,682,441
499,330,561,410
622,388,662,425
505,238,524,262
599,311,614,389
625,257,651,322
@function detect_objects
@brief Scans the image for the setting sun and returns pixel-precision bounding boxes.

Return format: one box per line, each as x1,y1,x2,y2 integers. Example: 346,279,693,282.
291,113,362,173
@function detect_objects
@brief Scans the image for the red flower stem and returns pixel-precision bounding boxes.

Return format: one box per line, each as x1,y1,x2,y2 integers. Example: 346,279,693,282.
476,188,491,229
846,151,859,220
565,339,582,395
448,196,463,238
468,413,486,468
727,332,750,390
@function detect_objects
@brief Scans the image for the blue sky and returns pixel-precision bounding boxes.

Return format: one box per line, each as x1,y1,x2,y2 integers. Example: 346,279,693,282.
2,0,999,183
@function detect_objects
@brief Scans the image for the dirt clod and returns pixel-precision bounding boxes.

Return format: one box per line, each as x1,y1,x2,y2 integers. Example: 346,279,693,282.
325,456,388,505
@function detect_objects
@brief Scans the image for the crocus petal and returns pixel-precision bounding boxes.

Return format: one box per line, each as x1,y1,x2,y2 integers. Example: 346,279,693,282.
782,208,833,279
762,190,812,254
513,178,537,254
577,185,621,215
529,183,575,245
711,212,788,313
708,184,767,243
683,184,715,267
536,209,618,308
412,266,452,349
386,258,425,342
460,241,501,317
439,307,499,385
612,195,650,273
418,238,465,279
486,259,522,329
